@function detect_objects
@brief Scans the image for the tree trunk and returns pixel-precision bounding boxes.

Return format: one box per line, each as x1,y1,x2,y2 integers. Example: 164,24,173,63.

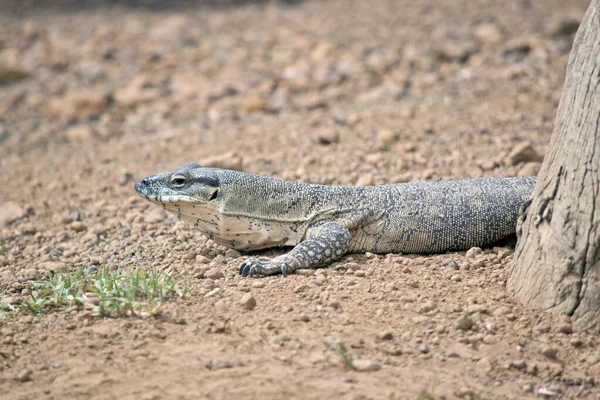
508,0,600,331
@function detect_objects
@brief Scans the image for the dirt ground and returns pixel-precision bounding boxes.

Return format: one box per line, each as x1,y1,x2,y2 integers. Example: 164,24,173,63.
1,0,599,399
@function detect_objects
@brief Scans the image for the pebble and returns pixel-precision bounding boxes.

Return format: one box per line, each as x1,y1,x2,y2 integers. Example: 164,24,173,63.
476,356,494,373
294,269,314,276
344,262,361,271
144,208,167,224
541,347,558,359
69,221,87,232
204,288,221,298
465,247,483,259
225,249,241,258
64,125,94,142
504,142,543,166
316,129,339,145
251,281,265,289
377,331,393,341
16,369,33,382
473,22,503,44
240,293,256,310
492,306,511,316
293,284,307,293
376,129,398,145
202,152,244,171
355,173,374,186
455,315,475,331
442,259,460,270
205,268,224,280
182,252,196,261
352,359,381,372
0,201,26,227
418,300,437,314
558,324,573,334
196,255,211,264
455,387,476,399
549,17,581,37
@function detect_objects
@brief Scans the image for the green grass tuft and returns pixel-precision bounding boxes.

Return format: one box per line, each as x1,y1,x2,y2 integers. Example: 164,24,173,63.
0,300,17,318
21,267,187,317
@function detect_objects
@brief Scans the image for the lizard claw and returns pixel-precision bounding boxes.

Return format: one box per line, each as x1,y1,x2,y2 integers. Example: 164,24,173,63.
239,257,290,277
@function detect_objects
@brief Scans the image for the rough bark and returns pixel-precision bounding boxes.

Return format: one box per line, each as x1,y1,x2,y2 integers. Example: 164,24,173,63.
508,0,600,331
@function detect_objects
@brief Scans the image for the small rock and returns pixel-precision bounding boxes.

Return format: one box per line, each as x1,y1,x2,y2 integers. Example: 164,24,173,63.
518,161,541,177
46,90,108,119
377,331,393,341
473,22,503,44
328,300,341,309
492,306,511,316
522,383,534,393
549,18,581,37
569,337,583,347
455,387,476,399
294,269,314,276
70,221,87,232
293,284,307,293
436,42,473,63
144,208,167,224
243,95,268,112
196,255,211,264
418,300,437,314
0,66,30,84
240,293,256,310
225,249,241,258
16,369,33,382
352,359,381,372
202,152,244,171
538,387,559,397
64,125,94,142
205,268,224,280
455,315,475,331
376,129,398,146
390,172,412,183
541,347,558,359
354,270,366,277
505,142,543,166
466,247,483,259
0,201,27,227
558,324,573,334
442,259,460,270
204,287,221,298
355,173,374,186
182,252,196,261
316,129,339,145
450,275,462,282
417,344,429,354
476,356,494,373
534,324,550,334
251,281,265,289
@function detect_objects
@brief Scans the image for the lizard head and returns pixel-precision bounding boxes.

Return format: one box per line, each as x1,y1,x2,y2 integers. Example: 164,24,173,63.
134,163,221,210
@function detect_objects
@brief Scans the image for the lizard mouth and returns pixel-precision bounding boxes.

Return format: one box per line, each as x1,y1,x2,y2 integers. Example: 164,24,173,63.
139,194,203,205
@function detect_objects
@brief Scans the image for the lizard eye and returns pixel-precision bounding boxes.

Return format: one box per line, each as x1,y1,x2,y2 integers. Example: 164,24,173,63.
170,174,187,188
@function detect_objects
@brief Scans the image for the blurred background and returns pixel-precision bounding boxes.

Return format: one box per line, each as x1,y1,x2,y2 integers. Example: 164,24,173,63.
0,0,590,195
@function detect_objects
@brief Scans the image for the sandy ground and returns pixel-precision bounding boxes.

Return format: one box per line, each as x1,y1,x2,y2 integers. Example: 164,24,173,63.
1,0,599,399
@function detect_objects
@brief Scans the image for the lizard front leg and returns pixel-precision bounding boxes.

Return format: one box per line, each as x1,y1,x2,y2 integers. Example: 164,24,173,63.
239,222,351,277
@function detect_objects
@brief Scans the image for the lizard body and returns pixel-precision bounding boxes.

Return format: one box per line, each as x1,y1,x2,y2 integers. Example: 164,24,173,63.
135,163,536,277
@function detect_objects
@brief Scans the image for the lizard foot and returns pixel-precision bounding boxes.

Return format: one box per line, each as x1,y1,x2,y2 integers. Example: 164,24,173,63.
239,257,289,277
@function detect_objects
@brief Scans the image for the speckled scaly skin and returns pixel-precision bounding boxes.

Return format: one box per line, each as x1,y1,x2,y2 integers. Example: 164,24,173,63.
134,163,536,277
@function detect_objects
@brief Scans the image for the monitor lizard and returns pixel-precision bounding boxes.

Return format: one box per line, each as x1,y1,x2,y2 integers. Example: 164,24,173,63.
135,163,536,277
